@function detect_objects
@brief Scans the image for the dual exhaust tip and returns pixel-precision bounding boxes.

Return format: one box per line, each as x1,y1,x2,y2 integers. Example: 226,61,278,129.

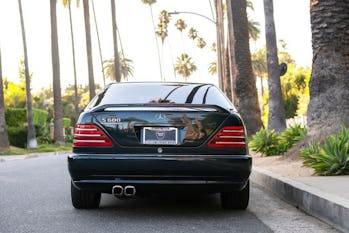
112,185,136,197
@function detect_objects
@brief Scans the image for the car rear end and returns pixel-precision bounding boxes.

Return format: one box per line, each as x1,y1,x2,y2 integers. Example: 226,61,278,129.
68,82,251,209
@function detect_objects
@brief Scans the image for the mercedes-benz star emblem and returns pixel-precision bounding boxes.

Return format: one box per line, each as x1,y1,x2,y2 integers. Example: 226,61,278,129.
155,113,167,121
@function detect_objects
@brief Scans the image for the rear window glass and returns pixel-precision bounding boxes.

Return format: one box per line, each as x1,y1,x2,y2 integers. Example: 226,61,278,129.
87,83,234,110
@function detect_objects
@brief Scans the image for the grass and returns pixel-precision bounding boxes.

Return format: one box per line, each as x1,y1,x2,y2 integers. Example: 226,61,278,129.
0,143,72,156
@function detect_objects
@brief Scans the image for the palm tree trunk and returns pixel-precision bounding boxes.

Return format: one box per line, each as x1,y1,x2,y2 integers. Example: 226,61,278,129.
227,0,263,135
50,0,65,145
68,1,80,124
91,0,106,86
149,5,163,80
0,48,10,150
307,0,349,138
83,0,96,100
214,0,225,91
18,0,37,149
111,0,121,82
263,0,286,133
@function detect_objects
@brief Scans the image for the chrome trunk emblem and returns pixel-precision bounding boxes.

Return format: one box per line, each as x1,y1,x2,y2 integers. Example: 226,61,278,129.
155,113,167,120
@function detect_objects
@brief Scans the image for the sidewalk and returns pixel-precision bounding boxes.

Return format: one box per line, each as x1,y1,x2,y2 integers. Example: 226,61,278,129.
251,166,349,233
0,151,70,162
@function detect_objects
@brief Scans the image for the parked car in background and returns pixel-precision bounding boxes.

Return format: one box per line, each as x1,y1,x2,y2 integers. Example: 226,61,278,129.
68,82,251,210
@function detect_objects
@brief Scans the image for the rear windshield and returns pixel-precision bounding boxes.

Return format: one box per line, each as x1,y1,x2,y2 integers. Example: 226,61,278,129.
87,83,235,111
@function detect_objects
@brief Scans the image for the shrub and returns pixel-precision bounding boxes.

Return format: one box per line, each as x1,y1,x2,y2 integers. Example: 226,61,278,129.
62,117,71,129
5,108,26,127
32,109,49,126
6,108,48,128
36,124,54,144
301,128,349,175
7,126,27,148
6,108,50,146
249,125,307,157
249,129,281,156
279,124,307,149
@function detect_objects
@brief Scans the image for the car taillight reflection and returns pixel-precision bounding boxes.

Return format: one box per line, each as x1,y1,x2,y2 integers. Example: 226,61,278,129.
73,124,113,147
208,126,246,148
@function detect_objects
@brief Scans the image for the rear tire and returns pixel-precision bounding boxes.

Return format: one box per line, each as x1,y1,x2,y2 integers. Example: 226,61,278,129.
220,181,249,210
71,181,101,209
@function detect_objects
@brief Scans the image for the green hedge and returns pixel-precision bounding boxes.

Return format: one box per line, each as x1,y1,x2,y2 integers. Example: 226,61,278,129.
6,108,49,148
5,108,26,127
5,108,48,127
7,126,27,148
62,117,71,129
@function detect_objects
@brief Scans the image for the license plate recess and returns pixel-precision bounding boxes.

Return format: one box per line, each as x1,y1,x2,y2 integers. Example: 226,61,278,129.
142,127,178,145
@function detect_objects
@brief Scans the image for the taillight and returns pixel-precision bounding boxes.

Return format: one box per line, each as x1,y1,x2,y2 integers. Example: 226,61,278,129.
73,124,113,147
208,126,246,148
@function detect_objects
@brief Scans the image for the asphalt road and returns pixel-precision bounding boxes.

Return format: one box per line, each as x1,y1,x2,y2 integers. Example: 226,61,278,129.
0,155,341,233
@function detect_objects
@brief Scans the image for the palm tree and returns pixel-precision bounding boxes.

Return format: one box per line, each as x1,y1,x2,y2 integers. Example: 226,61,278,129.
175,19,186,32
111,0,122,82
174,53,197,81
247,0,260,41
156,10,170,44
248,18,260,41
208,61,217,75
188,27,198,40
83,0,96,100
91,0,106,86
141,0,163,80
214,0,225,91
0,48,10,151
18,0,37,149
263,0,286,133
307,0,349,138
103,53,134,81
62,0,80,123
50,0,65,146
226,0,263,136
196,37,206,49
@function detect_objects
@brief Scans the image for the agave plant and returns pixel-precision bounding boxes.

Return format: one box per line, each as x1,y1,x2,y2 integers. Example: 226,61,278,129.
248,129,281,156
301,127,349,175
279,124,307,150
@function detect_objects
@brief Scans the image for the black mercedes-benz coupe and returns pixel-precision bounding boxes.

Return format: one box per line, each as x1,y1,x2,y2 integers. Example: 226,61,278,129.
68,82,251,210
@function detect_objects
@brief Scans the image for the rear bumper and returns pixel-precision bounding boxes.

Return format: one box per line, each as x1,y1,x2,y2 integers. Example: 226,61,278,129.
68,154,251,194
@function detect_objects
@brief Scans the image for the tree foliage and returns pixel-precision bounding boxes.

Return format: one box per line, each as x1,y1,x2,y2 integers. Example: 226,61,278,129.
174,53,197,80
103,53,134,81
251,43,311,124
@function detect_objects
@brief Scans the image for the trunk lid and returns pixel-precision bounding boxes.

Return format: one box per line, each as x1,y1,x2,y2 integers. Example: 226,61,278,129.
93,105,230,147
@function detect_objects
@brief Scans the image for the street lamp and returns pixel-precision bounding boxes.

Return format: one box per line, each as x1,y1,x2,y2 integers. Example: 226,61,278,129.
168,10,223,89
168,11,216,25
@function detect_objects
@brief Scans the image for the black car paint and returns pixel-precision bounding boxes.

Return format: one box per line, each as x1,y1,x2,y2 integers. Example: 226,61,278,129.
68,82,251,197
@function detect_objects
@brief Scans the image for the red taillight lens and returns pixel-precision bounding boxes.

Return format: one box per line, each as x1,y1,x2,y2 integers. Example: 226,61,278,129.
208,126,246,148
73,124,113,147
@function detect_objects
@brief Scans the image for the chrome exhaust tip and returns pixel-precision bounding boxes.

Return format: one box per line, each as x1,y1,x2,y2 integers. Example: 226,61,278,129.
124,185,136,197
112,185,123,197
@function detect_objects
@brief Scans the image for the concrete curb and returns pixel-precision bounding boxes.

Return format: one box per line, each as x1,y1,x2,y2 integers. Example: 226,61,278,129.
251,166,349,233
